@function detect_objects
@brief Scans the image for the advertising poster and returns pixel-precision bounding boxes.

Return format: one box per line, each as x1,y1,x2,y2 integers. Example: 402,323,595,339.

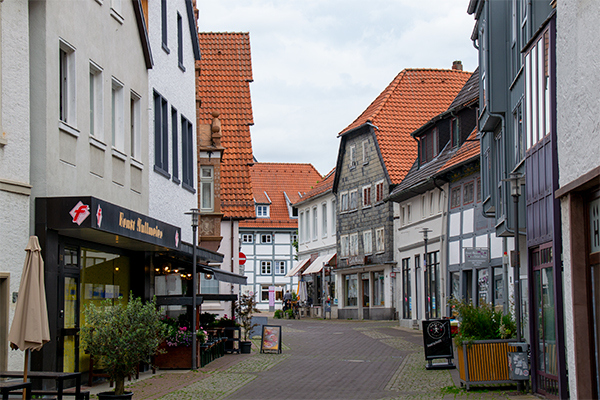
260,325,282,354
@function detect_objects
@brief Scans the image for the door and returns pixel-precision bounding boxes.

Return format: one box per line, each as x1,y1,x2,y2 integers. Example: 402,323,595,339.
362,273,370,307
60,245,81,373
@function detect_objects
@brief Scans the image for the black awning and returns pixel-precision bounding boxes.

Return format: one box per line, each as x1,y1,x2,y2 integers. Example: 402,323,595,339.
203,266,247,285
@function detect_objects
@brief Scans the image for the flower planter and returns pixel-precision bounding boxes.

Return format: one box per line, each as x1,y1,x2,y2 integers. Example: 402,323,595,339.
240,341,252,354
457,339,514,390
154,342,193,369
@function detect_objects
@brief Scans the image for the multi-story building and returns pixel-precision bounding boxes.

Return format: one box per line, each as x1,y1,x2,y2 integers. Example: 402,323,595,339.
468,0,566,396
240,163,321,311
27,1,222,378
291,169,337,316
0,0,32,371
333,66,471,320
196,32,256,316
555,1,600,398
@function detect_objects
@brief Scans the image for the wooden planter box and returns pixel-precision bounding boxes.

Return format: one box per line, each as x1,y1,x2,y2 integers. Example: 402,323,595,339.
457,339,514,390
154,342,194,369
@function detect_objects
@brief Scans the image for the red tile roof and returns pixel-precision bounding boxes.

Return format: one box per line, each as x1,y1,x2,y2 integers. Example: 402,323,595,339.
294,168,335,206
196,32,255,219
339,69,471,184
239,163,322,229
438,128,480,173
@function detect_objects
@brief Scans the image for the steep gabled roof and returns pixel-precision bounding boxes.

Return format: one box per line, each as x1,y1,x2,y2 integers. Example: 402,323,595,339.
240,163,322,229
448,68,479,109
196,32,255,219
339,68,471,184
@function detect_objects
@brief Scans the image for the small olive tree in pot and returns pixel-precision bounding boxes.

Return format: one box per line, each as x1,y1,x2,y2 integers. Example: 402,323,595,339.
81,293,167,399
235,293,260,353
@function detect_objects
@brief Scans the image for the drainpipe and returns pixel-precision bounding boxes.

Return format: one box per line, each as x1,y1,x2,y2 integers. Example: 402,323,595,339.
231,218,235,319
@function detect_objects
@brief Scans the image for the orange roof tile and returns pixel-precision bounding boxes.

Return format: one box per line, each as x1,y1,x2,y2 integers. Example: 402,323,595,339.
239,163,322,229
196,32,255,219
438,128,480,173
339,69,472,184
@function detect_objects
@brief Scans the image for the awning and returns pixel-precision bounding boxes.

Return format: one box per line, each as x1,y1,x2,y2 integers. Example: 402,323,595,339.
285,258,311,277
302,253,336,275
203,266,247,285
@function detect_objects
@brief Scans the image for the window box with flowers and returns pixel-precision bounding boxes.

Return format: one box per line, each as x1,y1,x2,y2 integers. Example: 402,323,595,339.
154,316,207,369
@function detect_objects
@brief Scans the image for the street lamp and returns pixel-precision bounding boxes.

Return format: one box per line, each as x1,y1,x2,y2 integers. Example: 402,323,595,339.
186,208,200,370
420,228,432,321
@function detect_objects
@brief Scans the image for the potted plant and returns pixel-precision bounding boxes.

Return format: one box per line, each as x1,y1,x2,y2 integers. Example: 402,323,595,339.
450,298,517,390
81,293,166,399
235,293,260,353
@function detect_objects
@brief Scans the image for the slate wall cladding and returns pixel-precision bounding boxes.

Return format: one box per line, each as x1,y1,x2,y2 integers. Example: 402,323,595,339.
336,127,394,266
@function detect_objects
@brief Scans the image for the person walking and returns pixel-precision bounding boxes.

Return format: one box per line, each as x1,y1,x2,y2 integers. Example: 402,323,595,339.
283,290,292,311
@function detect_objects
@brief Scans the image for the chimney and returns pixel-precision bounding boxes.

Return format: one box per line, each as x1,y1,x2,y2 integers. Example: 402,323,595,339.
452,60,463,71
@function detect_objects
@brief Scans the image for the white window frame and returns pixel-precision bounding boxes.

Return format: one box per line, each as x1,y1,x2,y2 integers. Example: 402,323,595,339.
261,234,272,244
349,189,358,210
340,191,349,212
375,227,385,253
275,261,286,275
130,91,141,160
362,140,369,164
362,185,372,208
349,233,359,256
261,261,272,275
349,145,356,169
429,192,435,216
401,206,406,226
312,206,318,240
257,205,270,218
375,180,385,203
304,209,310,240
59,39,77,127
363,230,373,255
89,61,104,140
340,235,349,257
111,77,124,151
331,199,336,233
241,234,253,243
200,166,214,211
299,212,304,243
407,203,412,223
422,195,427,219
322,202,328,238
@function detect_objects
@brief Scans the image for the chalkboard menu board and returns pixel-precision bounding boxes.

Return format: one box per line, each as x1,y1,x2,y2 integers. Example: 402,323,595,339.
422,319,455,369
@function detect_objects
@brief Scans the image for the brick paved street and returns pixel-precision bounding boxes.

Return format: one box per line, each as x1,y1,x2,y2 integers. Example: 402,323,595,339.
92,316,540,400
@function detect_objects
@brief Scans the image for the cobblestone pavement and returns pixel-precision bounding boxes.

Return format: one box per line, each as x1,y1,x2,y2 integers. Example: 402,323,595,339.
92,317,540,400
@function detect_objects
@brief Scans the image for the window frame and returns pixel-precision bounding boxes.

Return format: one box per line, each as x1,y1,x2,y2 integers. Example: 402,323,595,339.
241,234,253,244
200,166,214,212
375,227,385,253
89,61,103,140
261,260,272,275
153,91,169,177
59,40,77,127
363,230,373,255
171,107,179,183
340,191,349,213
111,77,124,151
349,189,358,210
451,186,461,209
463,180,475,205
362,185,372,208
340,235,349,258
322,202,328,238
362,140,369,164
161,0,169,53
256,205,270,218
375,180,385,203
349,145,356,169
177,12,185,71
451,118,460,147
260,234,272,244
349,233,359,256
275,261,285,275
312,206,318,240
130,91,141,160
181,116,194,192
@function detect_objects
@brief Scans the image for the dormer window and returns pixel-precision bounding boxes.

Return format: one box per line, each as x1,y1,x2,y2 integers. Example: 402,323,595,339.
419,127,439,165
256,205,270,218
451,118,460,147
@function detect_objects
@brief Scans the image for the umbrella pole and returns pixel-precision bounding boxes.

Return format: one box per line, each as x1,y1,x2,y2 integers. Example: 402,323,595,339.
22,349,29,400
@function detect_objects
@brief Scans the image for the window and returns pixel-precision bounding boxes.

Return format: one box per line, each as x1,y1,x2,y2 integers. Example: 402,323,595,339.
349,233,358,256
362,140,369,164
130,92,141,159
345,274,358,307
261,234,272,244
373,271,384,306
305,209,310,240
89,62,103,139
514,101,524,163
401,206,406,226
525,29,551,150
312,206,318,240
331,200,336,232
201,274,219,294
200,166,214,211
375,228,385,253
111,77,124,150
153,91,169,176
340,235,349,257
257,205,269,218
422,195,426,218
299,212,304,243
241,234,253,243
349,189,358,210
177,13,185,71
349,145,356,168
375,181,384,203
59,40,76,126
340,192,349,212
451,118,460,147
181,116,194,190
407,204,412,223
477,178,482,202
275,261,285,275
438,190,444,212
427,251,441,318
363,185,372,207
464,181,474,205
429,192,435,216
402,258,411,319
322,203,328,238
451,186,461,209
171,108,179,182
363,230,372,255
161,0,169,53
261,261,272,275
420,128,439,164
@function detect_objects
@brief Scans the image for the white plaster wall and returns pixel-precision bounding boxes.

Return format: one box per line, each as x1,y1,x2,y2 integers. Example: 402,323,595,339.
147,0,197,243
1,0,32,371
28,0,149,215
297,191,337,260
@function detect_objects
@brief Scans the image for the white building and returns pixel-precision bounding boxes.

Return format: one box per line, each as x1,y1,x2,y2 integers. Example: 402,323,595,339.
0,0,32,371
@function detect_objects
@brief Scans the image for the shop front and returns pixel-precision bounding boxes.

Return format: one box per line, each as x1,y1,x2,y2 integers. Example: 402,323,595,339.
31,197,224,377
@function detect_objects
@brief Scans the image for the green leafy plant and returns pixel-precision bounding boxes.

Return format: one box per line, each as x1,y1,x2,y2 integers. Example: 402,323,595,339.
235,293,260,341
285,308,294,319
200,312,218,328
273,309,283,319
449,298,516,346
81,293,166,396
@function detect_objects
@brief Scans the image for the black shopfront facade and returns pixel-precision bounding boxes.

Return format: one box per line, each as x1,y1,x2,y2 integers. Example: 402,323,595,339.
31,196,223,376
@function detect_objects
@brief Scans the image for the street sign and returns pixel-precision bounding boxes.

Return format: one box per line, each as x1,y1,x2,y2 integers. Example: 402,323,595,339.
239,252,247,266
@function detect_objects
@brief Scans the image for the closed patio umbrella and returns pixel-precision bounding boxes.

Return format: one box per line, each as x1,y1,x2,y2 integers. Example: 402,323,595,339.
8,236,50,400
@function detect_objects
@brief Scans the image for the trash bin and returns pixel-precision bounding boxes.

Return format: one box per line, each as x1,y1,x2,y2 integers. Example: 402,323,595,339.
507,342,529,381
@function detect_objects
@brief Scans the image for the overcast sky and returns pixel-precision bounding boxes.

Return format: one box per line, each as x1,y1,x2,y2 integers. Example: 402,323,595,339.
197,1,478,176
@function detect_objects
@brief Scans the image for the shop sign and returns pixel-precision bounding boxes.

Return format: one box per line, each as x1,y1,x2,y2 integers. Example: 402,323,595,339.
464,248,488,268
348,255,364,266
422,319,454,365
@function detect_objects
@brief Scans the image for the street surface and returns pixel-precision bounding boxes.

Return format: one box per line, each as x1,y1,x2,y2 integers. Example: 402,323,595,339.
99,317,539,400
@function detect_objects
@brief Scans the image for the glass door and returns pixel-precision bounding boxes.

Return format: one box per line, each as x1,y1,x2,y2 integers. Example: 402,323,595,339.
60,246,80,373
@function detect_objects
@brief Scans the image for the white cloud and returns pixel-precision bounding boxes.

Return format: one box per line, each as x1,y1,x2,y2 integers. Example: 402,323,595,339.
198,0,477,175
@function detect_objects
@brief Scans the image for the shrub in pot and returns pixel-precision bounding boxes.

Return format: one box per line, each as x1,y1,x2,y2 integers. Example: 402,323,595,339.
81,293,166,398
235,293,260,353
